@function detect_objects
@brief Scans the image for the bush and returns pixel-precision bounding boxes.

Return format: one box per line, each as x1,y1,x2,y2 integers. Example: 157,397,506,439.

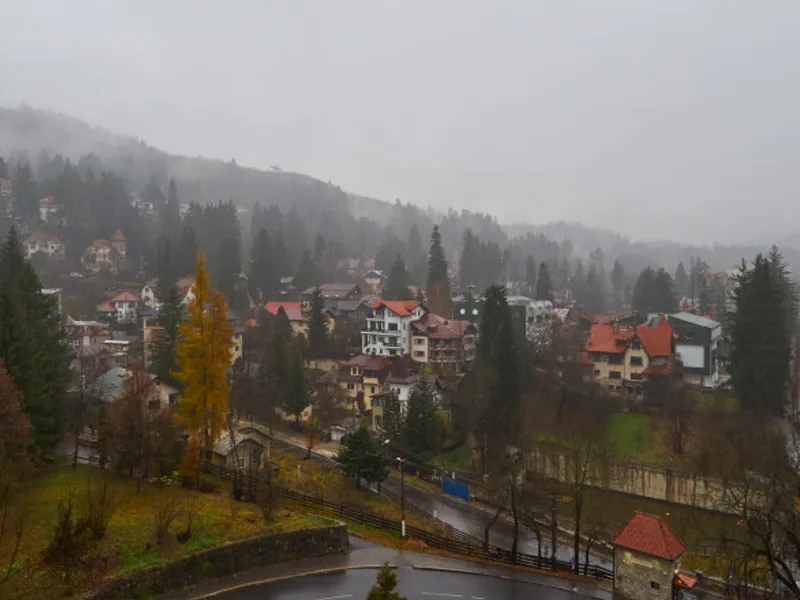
151,488,183,546
45,489,91,564
83,479,117,540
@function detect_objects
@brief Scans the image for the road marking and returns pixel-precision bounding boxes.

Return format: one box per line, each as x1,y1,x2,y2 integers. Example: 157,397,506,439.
421,594,463,598
315,595,353,600
471,597,485,599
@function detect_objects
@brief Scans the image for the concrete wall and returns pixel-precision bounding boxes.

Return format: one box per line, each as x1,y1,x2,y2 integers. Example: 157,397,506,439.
614,548,675,600
525,445,730,512
85,524,349,600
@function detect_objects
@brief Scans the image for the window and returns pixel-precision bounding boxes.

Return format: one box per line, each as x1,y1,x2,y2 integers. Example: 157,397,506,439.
414,351,425,358
593,369,600,376
629,356,643,366
609,371,621,380
370,385,375,394
650,582,660,591
684,331,695,340
415,338,424,345
630,372,643,381
631,340,641,350
347,383,355,390
388,323,398,331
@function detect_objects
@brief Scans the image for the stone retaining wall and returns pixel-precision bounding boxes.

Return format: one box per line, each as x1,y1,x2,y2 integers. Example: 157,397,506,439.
84,524,349,600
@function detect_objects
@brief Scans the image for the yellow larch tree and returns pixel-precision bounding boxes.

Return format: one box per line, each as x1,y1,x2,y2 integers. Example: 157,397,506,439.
173,252,233,477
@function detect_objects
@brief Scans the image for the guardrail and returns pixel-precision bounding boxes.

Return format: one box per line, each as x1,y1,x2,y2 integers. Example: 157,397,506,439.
202,461,614,582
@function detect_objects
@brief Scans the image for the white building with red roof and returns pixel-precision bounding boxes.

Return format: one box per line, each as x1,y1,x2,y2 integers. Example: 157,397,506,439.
362,300,426,357
83,229,127,275
25,232,65,260
38,196,59,223
98,290,140,323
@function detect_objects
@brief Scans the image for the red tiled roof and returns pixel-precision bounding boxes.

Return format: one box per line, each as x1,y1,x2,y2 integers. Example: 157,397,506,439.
264,301,306,322
110,291,138,303
674,572,698,589
369,299,421,317
585,324,630,354
411,313,474,339
636,316,673,358
39,196,56,208
97,302,116,313
643,363,673,376
112,228,126,241
611,511,685,560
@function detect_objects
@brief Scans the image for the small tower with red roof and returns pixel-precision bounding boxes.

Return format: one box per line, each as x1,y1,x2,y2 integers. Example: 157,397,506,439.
111,228,126,257
611,511,685,599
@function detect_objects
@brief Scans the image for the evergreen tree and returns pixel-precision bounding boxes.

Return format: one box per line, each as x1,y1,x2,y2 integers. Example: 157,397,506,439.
273,230,291,281
282,343,310,422
403,377,439,459
386,255,411,300
314,234,327,262
141,176,166,213
525,256,537,297
294,250,320,293
632,267,677,316
535,262,553,301
381,391,404,443
12,162,37,224
249,228,274,302
155,235,178,298
218,236,241,305
583,264,606,314
178,226,198,277
571,259,586,305
674,262,689,299
367,562,407,600
267,307,293,417
768,245,799,336
729,254,791,416
307,288,329,353
164,178,181,235
610,260,625,306
336,425,389,488
151,285,183,387
173,252,233,469
0,228,71,457
427,225,452,317
459,229,479,288
407,224,426,285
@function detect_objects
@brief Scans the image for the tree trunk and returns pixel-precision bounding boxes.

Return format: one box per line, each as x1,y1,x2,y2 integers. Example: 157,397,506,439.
510,486,519,562
484,505,502,550
550,493,558,567
573,496,582,574
584,538,593,576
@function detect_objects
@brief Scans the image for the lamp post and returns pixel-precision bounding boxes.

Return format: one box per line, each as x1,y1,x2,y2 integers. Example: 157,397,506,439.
397,456,406,538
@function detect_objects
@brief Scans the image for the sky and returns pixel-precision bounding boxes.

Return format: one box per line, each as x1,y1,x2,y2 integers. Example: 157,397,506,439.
1,1,800,245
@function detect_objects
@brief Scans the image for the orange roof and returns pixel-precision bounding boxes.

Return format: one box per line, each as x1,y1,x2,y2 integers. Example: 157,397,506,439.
110,291,138,303
611,511,684,561
674,572,698,589
246,318,258,328
369,300,420,317
636,316,673,358
112,228,126,241
264,301,305,322
97,302,116,313
585,324,630,354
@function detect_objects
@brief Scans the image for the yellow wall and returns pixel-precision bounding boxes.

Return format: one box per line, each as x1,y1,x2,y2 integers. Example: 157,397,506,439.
230,332,243,365
411,336,428,364
590,343,652,390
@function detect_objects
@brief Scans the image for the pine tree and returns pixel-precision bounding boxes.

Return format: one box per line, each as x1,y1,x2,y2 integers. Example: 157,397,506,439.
314,234,327,262
151,285,183,387
535,262,553,301
525,256,537,297
218,236,241,305
632,267,677,316
610,260,625,306
407,224,426,285
674,262,689,299
584,264,606,314
250,228,274,302
404,377,439,459
294,250,319,293
282,343,310,422
0,228,71,458
307,287,329,353
381,391,404,443
179,226,198,277
173,252,233,469
729,254,791,415
336,425,389,488
571,260,586,305
164,178,181,235
386,255,411,300
768,245,799,336
367,562,407,600
12,162,37,224
427,225,452,317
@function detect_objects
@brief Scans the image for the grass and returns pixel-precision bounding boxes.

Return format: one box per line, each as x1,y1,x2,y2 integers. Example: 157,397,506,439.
607,413,660,461
434,443,474,473
1,466,331,598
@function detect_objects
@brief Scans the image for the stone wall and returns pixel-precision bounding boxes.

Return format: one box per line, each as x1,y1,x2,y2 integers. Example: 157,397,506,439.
84,524,349,600
525,445,731,512
614,548,675,600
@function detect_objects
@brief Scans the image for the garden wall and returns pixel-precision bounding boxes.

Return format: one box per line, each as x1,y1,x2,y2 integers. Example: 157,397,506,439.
525,445,731,512
84,524,349,600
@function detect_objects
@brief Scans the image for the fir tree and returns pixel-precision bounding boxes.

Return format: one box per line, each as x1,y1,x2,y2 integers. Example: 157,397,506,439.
768,245,799,336
525,256,537,297
427,225,452,317
381,391,404,443
674,262,689,299
336,425,389,488
282,343,310,422
407,224,426,285
367,562,407,600
151,285,183,387
584,264,607,314
610,260,625,306
535,262,553,301
729,254,791,416
12,162,37,224
571,260,586,305
178,226,198,277
0,228,71,458
249,228,274,302
307,287,329,353
404,377,439,459
386,255,411,300
632,267,677,316
294,250,319,293
218,236,241,305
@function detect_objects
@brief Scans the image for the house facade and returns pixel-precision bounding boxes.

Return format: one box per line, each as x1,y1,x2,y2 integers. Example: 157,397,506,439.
38,196,59,223
585,316,674,396
264,301,334,339
83,228,127,275
410,313,476,374
666,312,721,389
362,300,426,356
301,283,362,304
337,354,391,412
97,291,139,323
25,232,65,260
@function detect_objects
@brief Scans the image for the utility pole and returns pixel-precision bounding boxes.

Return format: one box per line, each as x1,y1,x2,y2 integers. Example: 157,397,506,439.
550,492,558,567
398,456,406,537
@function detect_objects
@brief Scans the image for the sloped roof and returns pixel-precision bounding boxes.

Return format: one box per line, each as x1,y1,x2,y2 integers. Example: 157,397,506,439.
97,302,116,313
369,299,421,317
111,291,139,303
670,312,719,329
344,354,391,371
585,324,631,354
112,228,126,241
26,232,62,244
636,316,673,358
39,196,56,208
611,511,685,560
411,313,474,339
301,283,361,298
264,301,306,322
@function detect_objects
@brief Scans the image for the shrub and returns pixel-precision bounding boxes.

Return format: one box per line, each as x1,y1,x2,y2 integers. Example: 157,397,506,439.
83,479,117,540
45,488,90,564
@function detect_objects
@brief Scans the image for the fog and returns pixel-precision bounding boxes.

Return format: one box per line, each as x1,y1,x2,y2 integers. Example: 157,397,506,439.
1,1,799,245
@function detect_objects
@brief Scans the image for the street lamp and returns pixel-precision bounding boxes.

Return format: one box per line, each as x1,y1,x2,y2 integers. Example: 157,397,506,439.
397,456,405,538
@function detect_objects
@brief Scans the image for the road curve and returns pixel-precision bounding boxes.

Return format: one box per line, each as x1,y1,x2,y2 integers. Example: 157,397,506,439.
209,567,588,600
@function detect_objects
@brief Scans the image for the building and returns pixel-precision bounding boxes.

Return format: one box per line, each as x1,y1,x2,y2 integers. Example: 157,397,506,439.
665,312,722,389
177,276,196,305
66,317,112,349
410,313,476,374
363,270,385,293
611,511,686,600
141,280,160,309
264,301,335,339
97,291,139,323
362,300,426,356
506,296,557,344
585,316,674,396
371,363,445,430
337,354,392,412
25,232,65,260
83,229,127,275
212,423,273,471
301,283,363,303
38,196,59,223
42,287,63,316
453,292,484,324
